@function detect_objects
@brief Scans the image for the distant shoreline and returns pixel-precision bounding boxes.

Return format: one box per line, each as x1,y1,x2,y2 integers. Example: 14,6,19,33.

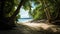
20,18,32,19
18,18,33,22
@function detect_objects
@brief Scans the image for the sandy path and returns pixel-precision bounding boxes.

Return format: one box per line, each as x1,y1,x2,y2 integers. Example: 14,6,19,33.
0,22,60,34
17,22,60,34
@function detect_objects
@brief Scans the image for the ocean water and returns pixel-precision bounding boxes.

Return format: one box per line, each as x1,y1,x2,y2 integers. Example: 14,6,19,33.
18,18,33,22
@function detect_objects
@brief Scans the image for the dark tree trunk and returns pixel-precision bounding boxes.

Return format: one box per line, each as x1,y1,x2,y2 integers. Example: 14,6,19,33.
10,0,25,19
8,0,26,27
52,8,60,25
0,0,26,30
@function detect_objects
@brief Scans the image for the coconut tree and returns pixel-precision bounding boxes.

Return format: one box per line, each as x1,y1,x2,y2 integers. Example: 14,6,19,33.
0,0,20,29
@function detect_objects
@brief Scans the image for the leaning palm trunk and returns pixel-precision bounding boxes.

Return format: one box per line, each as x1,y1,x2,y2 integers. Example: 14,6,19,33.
10,0,25,19
8,0,26,26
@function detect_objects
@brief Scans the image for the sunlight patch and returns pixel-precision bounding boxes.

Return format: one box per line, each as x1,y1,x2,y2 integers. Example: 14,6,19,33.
20,23,54,30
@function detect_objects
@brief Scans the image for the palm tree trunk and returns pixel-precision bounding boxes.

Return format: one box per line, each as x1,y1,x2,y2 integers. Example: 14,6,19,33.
10,0,25,19
43,0,51,23
7,0,26,26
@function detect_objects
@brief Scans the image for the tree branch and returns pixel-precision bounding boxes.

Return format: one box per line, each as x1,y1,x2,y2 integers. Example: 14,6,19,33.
10,0,25,20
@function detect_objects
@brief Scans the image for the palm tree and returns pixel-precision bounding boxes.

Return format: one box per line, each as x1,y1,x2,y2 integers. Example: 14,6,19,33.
42,0,51,23
7,0,26,26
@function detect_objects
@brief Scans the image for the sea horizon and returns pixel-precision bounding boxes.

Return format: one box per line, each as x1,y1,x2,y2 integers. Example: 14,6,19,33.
18,18,33,23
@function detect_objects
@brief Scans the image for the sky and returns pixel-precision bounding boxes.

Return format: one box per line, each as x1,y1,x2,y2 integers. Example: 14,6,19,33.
19,2,35,18
20,8,29,18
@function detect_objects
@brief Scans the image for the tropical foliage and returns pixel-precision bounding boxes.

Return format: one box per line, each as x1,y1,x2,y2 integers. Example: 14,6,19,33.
0,0,60,29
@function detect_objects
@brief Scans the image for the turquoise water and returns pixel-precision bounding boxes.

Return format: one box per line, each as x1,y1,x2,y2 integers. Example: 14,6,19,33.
18,18,33,22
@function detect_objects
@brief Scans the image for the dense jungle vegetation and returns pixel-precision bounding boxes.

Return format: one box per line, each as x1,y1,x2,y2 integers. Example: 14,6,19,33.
0,0,60,29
